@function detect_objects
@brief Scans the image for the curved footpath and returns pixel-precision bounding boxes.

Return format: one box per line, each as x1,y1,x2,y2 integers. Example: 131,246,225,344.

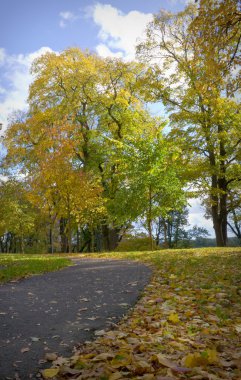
0,259,151,380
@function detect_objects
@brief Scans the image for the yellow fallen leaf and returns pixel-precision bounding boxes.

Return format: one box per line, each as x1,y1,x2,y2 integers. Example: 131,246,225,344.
42,368,59,379
201,328,210,335
184,350,218,368
109,372,123,380
169,341,187,351
168,313,179,323
185,310,193,318
184,353,204,368
141,375,154,380
206,349,218,364
92,352,114,361
152,354,175,369
111,352,131,369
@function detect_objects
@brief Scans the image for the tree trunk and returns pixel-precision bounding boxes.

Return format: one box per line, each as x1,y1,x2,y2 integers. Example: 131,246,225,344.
102,224,120,251
49,226,54,254
95,227,102,252
211,193,227,247
68,220,72,254
60,218,68,253
0,238,4,253
20,234,25,254
76,225,81,253
147,185,153,251
209,139,228,247
109,228,120,251
227,209,241,244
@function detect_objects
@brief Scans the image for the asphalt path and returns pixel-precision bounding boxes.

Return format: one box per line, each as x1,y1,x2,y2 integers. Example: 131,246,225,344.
0,259,151,379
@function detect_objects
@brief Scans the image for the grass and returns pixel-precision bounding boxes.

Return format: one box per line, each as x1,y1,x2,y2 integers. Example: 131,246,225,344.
42,246,241,380
0,254,72,283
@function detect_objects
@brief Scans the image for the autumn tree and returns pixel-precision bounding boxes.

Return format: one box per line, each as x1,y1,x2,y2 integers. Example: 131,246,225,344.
3,48,188,252
0,51,143,250
28,154,105,253
137,1,241,246
0,180,36,253
3,50,141,250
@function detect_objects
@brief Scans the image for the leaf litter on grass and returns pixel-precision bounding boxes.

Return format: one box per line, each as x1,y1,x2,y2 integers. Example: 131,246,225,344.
40,249,241,380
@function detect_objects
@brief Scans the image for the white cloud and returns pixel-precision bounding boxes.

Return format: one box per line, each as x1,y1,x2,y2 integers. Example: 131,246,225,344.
168,0,195,4
0,47,53,133
96,44,123,59
89,3,153,60
0,48,6,65
187,198,214,236
60,11,75,20
59,11,78,28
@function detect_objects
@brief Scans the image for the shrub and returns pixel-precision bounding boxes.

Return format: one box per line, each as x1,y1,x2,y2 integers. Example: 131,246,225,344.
115,237,158,252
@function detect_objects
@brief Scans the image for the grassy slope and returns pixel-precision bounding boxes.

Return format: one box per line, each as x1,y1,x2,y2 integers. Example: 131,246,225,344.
43,247,241,380
0,254,72,283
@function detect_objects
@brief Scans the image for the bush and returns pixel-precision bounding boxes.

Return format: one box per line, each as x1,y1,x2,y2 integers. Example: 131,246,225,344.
115,237,158,252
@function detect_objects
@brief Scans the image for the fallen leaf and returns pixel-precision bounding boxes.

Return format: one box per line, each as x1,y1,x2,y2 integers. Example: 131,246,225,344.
184,349,218,368
152,354,189,373
235,324,241,333
141,375,155,380
53,357,67,366
118,303,129,307
206,349,219,364
94,330,106,336
109,371,123,380
134,360,152,375
31,337,40,342
45,353,58,361
87,316,98,321
168,313,179,323
59,366,82,375
219,359,236,368
92,352,114,361
20,347,30,353
111,352,132,368
42,368,59,379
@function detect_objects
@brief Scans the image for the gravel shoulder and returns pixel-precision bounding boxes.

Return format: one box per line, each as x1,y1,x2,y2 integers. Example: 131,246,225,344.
0,259,151,380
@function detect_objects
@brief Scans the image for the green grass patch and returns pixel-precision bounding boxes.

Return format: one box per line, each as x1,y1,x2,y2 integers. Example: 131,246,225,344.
0,254,72,283
80,246,241,286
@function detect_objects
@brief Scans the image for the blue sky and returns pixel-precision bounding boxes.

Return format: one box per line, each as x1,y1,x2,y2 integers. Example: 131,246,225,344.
1,1,186,56
0,0,190,130
0,0,215,236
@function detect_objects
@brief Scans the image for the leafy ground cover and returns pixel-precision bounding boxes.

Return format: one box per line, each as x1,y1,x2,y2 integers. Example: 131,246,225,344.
0,254,71,283
42,247,241,380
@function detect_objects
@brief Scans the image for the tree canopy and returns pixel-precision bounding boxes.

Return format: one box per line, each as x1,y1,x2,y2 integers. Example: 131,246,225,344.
1,0,240,251
137,0,241,246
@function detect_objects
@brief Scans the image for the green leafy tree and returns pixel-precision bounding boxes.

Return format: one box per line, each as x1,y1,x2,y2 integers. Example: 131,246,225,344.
137,1,241,246
105,118,186,250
